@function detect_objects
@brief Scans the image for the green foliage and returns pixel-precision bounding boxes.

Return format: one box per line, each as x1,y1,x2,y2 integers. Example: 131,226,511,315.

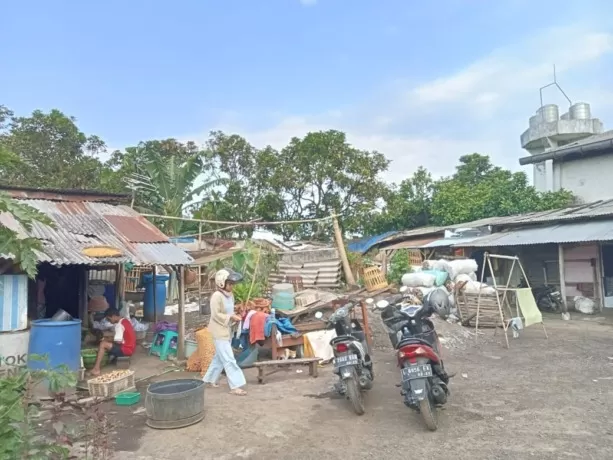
429,154,574,225
215,242,278,302
0,106,107,189
0,104,577,245
367,154,575,233
198,130,389,240
116,141,223,236
0,355,78,459
0,189,53,278
386,250,412,284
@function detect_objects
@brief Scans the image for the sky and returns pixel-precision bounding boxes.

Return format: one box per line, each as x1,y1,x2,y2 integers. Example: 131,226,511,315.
2,0,613,183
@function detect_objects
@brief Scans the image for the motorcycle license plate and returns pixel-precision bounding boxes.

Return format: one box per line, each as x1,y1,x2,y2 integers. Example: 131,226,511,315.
334,354,359,368
401,364,433,381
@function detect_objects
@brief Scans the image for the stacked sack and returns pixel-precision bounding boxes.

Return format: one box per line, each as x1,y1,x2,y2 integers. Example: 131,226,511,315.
400,258,496,318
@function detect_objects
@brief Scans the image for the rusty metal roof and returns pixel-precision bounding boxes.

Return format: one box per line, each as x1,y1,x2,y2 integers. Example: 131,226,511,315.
1,199,193,266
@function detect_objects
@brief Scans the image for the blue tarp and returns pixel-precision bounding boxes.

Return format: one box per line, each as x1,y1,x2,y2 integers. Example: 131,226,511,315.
347,231,399,254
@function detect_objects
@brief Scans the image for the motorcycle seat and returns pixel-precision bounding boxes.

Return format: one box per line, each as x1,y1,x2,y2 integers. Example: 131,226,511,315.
396,337,433,350
331,335,355,345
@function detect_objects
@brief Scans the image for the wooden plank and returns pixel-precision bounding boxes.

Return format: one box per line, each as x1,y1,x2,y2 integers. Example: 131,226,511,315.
254,357,320,366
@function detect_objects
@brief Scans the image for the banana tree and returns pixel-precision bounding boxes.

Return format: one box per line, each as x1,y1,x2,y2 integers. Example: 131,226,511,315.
127,143,224,236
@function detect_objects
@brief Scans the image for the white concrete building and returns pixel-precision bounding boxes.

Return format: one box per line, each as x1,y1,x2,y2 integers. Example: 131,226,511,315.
519,102,613,203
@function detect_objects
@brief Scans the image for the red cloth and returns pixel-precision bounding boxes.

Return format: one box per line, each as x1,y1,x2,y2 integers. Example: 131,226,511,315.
249,311,268,345
120,318,136,356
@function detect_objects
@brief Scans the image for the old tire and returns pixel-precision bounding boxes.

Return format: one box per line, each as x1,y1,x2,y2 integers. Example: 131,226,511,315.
346,376,365,416
419,396,438,431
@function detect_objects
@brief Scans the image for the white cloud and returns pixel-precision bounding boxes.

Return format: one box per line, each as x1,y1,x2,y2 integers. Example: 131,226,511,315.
411,27,613,111
206,23,613,184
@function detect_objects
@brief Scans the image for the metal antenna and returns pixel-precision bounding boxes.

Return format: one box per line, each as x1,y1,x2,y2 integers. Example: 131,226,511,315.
539,64,572,114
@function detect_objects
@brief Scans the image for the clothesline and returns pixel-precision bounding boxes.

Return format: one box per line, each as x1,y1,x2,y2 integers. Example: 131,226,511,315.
140,213,337,226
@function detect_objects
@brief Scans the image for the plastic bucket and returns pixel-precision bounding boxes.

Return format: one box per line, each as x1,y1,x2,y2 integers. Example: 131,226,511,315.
185,339,197,358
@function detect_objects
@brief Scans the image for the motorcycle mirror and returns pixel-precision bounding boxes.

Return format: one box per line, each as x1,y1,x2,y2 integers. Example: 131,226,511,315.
365,298,374,304
375,300,389,310
314,311,323,320
399,286,408,293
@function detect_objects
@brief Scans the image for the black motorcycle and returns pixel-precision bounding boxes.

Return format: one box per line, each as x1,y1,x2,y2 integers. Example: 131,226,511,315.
519,278,564,312
316,302,374,415
370,289,450,431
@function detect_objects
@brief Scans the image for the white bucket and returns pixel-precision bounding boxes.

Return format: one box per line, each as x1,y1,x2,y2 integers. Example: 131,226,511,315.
185,339,198,358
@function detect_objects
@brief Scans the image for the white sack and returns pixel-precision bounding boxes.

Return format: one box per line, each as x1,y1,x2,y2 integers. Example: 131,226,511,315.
431,259,452,273
574,296,595,315
402,272,436,288
454,273,473,284
463,280,496,295
446,259,478,280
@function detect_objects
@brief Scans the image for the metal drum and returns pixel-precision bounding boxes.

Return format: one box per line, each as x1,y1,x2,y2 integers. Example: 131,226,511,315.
145,379,205,429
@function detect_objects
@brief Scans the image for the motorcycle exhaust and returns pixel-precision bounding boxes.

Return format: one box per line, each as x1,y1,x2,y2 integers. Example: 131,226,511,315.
359,374,373,390
431,385,447,405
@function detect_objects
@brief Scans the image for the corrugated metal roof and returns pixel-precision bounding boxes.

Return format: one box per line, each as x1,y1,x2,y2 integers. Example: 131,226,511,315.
1,199,193,266
458,219,613,247
384,237,440,250
269,258,342,289
348,226,446,254
422,236,483,248
451,199,613,229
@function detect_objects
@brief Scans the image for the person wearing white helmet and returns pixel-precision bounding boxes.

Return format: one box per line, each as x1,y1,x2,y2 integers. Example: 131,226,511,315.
202,268,248,396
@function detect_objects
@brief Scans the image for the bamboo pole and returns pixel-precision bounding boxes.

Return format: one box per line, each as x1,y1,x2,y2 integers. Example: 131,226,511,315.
177,265,186,360
332,214,356,286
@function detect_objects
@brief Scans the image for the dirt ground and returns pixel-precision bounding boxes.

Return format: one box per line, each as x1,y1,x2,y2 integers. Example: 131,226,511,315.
109,313,613,460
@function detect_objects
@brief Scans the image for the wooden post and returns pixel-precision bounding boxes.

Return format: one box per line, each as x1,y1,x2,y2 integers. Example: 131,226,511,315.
152,268,158,325
558,244,568,313
177,265,186,360
381,250,388,275
360,301,373,348
332,214,357,286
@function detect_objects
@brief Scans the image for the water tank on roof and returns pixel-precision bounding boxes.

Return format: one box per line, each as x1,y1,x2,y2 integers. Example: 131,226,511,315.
561,112,570,120
529,115,539,128
570,102,591,120
537,104,559,123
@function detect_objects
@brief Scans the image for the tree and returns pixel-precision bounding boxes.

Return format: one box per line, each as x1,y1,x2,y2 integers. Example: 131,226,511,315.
365,166,434,234
263,130,390,239
124,142,222,236
196,131,278,238
0,107,107,189
0,146,52,277
429,153,574,225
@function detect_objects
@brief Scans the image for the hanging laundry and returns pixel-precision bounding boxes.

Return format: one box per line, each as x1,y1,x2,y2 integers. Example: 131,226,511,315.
249,311,269,345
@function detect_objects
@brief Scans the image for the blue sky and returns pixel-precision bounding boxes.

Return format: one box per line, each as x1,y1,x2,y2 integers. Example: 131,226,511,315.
3,0,613,181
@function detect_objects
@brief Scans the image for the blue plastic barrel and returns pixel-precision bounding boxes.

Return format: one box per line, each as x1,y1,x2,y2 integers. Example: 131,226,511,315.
143,274,170,321
104,284,116,309
28,319,82,372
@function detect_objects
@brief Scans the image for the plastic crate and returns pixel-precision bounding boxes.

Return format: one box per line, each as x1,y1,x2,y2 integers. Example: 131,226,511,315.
115,391,141,406
87,370,135,398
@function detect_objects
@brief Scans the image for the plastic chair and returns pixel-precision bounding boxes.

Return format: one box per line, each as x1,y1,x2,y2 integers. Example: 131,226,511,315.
149,331,178,361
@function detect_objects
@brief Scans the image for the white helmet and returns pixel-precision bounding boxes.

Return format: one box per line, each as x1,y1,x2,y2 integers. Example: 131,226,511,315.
215,269,243,289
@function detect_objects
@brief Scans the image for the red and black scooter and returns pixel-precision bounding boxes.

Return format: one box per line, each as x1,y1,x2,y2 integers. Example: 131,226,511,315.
369,288,450,431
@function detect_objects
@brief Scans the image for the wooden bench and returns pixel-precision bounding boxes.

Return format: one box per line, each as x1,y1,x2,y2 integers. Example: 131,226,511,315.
253,357,320,384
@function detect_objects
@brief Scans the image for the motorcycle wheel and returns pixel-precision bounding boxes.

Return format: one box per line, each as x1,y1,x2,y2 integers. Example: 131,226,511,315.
419,393,438,431
346,376,365,416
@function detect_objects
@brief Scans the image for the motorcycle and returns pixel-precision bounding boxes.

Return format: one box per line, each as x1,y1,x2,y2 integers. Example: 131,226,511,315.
519,277,564,312
368,287,450,431
315,302,374,415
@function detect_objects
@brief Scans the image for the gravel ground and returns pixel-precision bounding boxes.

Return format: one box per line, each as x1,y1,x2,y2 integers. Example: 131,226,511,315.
113,313,613,460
